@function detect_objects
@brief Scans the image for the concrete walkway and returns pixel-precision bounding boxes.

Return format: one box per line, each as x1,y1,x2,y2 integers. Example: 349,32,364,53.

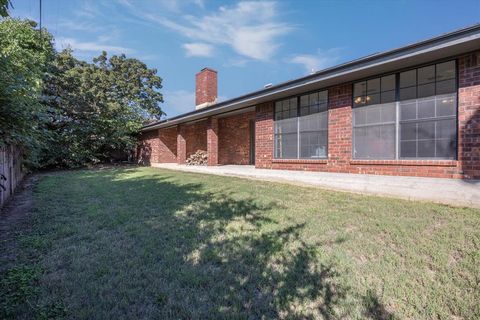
152,163,480,208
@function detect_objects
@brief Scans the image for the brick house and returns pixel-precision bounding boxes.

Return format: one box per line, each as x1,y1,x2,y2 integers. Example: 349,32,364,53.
138,25,480,179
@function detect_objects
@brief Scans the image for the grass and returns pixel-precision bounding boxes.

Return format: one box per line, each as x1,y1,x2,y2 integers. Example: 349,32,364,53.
1,167,479,319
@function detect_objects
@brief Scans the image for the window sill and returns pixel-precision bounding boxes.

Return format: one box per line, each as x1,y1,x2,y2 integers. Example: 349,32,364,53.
272,159,328,164
350,159,458,167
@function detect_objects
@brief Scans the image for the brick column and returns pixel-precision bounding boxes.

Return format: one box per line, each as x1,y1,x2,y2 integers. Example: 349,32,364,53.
255,102,274,168
458,51,480,179
207,117,218,166
177,125,186,164
327,84,352,172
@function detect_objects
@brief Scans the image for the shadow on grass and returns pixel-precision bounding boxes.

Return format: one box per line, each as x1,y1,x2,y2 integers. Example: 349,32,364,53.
14,168,393,319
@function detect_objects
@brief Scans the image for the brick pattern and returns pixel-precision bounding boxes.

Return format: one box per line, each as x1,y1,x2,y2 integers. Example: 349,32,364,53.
137,129,159,165
207,117,219,166
196,68,217,107
177,126,186,164
176,120,208,164
458,51,480,179
218,111,255,165
255,102,274,168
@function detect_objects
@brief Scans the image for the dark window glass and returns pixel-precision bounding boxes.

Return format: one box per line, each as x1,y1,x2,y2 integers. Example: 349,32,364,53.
400,87,416,100
417,83,435,98
400,70,416,88
436,79,456,95
418,65,435,84
436,61,455,81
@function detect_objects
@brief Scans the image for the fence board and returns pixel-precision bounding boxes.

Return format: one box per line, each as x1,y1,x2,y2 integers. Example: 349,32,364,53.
0,145,24,208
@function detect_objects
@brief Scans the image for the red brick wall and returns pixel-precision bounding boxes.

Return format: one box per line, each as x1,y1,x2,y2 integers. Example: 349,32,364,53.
255,102,274,168
458,51,480,179
138,128,177,164
218,111,255,165
180,120,208,161
137,129,159,165
207,117,219,166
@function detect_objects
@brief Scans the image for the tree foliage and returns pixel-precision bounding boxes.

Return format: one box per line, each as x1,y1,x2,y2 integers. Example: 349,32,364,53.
0,18,164,169
41,50,164,167
0,18,54,166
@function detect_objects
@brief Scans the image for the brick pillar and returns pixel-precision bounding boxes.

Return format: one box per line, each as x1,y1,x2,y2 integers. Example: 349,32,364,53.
207,117,218,166
177,125,186,164
327,84,352,171
458,51,480,179
255,102,274,168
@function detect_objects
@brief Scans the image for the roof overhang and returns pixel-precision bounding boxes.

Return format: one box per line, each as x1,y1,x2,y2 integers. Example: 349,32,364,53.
142,24,480,132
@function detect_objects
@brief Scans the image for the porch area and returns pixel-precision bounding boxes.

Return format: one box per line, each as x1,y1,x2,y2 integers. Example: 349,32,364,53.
151,163,480,208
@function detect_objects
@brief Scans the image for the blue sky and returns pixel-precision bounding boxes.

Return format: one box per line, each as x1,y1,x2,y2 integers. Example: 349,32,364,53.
10,0,480,118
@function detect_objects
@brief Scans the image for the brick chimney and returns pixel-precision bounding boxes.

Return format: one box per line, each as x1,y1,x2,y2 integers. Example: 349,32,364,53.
195,67,217,110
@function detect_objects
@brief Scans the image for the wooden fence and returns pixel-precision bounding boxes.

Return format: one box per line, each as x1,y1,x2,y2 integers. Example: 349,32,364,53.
0,144,24,208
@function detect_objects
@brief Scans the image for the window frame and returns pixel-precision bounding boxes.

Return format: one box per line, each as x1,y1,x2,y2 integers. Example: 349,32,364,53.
273,89,329,160
351,58,458,160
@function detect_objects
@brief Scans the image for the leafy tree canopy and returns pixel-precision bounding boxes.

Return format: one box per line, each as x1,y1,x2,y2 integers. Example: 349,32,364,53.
0,18,164,168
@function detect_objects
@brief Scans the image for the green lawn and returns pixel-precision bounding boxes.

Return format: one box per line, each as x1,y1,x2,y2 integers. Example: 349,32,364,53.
1,167,479,319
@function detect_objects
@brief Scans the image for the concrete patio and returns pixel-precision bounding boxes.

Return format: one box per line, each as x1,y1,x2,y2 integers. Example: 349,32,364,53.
152,163,480,208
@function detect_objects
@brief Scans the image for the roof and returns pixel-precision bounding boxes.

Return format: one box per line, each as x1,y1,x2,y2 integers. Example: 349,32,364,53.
142,23,480,132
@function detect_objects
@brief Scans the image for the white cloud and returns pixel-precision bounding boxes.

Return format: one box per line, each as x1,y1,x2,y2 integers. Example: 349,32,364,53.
182,43,214,57
163,90,196,117
289,49,342,74
55,37,134,55
125,1,291,61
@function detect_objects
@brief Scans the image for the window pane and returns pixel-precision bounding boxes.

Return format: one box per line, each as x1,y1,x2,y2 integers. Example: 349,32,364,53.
400,102,416,120
353,124,395,159
275,118,297,134
381,75,396,91
436,119,456,139
400,122,417,141
300,95,309,107
318,90,328,104
381,103,396,123
400,141,416,158
435,138,455,158
418,140,435,157
436,94,456,117
354,81,366,97
366,105,381,124
436,61,455,81
367,78,380,95
400,87,416,100
400,70,416,88
275,133,297,158
417,121,435,140
367,93,380,106
354,107,367,126
418,65,435,84
436,79,456,95
381,90,395,103
300,131,327,158
417,83,435,98
417,98,435,119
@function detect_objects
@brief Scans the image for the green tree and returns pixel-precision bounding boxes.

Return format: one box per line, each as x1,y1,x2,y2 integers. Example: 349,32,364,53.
0,0,11,17
0,18,54,166
41,50,164,167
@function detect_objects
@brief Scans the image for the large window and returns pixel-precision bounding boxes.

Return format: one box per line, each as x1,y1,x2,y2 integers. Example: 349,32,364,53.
353,60,457,160
274,90,328,159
